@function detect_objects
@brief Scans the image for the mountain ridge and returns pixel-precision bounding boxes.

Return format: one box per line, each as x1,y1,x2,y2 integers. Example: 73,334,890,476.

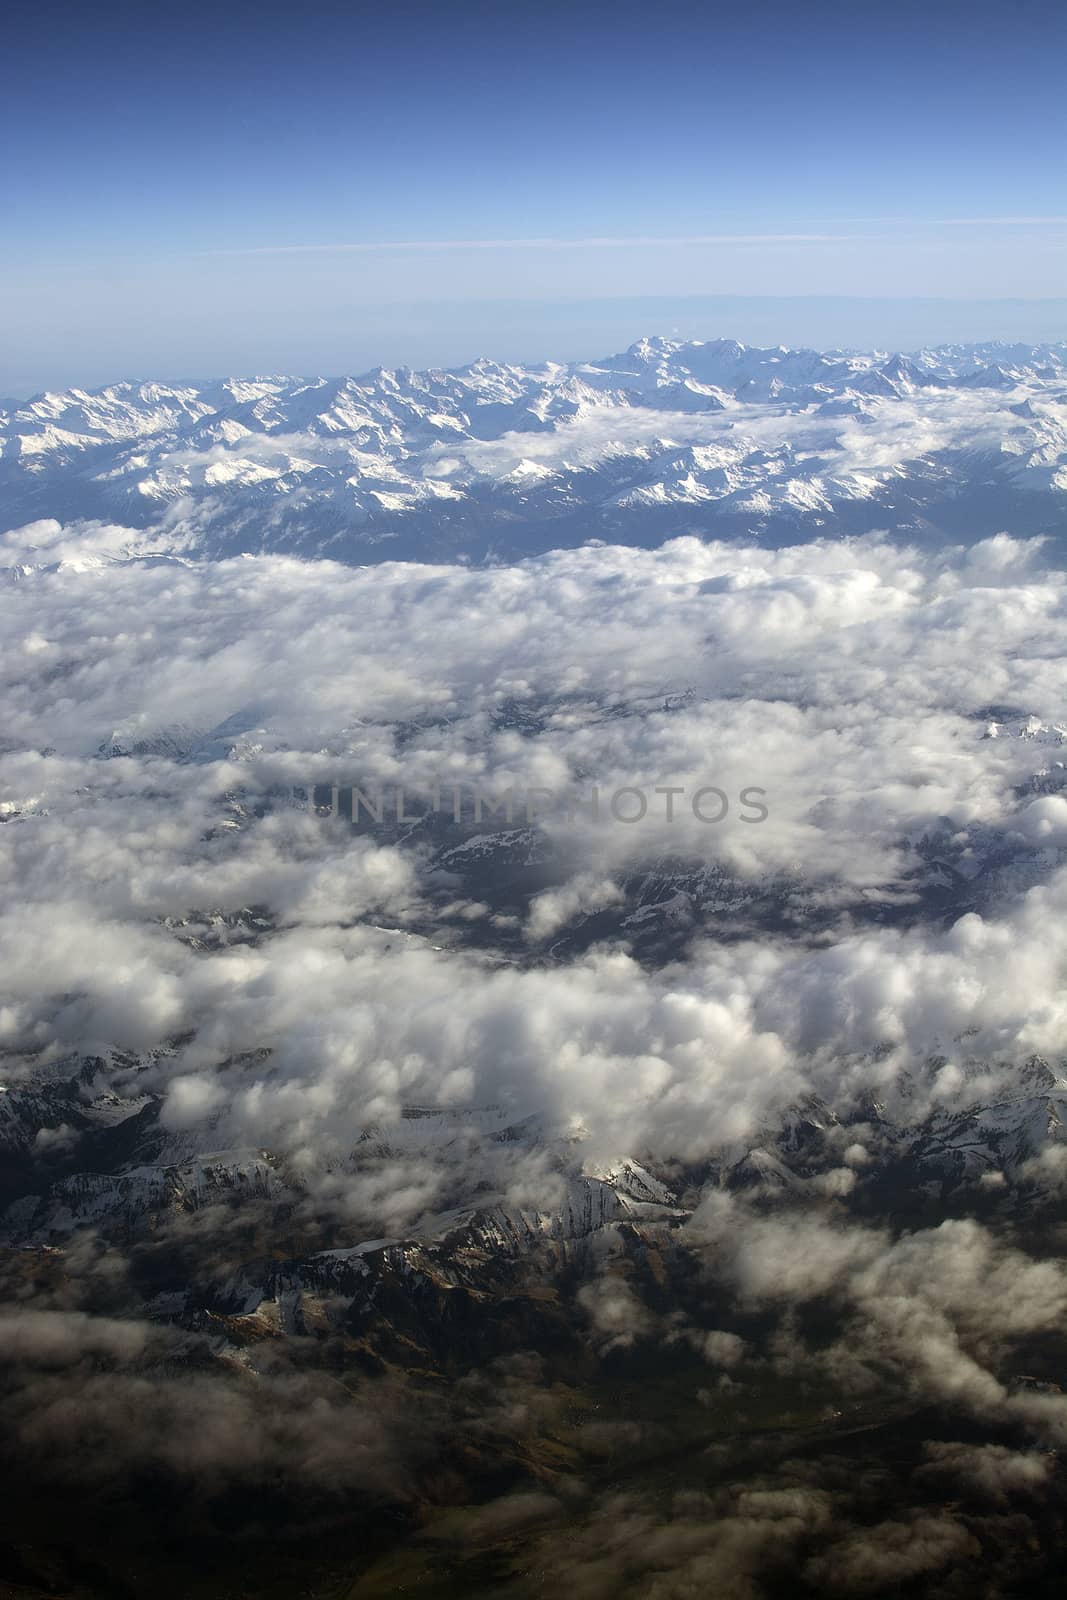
4,336,1067,565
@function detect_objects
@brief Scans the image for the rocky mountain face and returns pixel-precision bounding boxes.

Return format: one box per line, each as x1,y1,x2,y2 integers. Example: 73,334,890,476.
4,1044,1066,1340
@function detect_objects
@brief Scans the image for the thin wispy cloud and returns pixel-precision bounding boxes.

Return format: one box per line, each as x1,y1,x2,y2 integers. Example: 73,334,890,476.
196,219,1067,260
198,233,852,258
934,216,1067,225
841,215,1067,227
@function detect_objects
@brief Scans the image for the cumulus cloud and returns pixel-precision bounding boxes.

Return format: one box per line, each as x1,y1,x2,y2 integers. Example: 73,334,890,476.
918,1440,1056,1504
689,1195,1067,1438
0,1309,150,1366
2,529,1067,1170
803,1512,980,1593
577,1270,655,1352
525,873,624,941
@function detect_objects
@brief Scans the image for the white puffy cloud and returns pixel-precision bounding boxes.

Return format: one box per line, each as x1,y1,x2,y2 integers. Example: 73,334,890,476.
2,529,1067,1168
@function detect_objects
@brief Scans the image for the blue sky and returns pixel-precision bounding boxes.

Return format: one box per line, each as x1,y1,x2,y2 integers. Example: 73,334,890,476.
2,0,1065,390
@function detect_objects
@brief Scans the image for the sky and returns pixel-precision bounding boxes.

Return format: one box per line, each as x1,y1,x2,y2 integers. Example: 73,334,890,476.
2,0,1066,391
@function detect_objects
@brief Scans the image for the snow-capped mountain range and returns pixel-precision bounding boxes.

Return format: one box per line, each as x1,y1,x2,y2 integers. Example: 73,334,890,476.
4,1041,1066,1356
4,336,1067,564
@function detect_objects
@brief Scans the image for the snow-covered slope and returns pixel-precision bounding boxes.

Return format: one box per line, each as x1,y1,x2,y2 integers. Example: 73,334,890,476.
4,337,1067,564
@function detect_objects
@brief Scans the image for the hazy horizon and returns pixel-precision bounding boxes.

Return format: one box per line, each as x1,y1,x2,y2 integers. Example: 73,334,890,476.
3,0,1065,393
4,294,1067,397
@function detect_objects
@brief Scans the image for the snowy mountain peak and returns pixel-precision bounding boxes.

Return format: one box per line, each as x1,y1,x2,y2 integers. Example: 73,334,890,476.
2,336,1066,567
